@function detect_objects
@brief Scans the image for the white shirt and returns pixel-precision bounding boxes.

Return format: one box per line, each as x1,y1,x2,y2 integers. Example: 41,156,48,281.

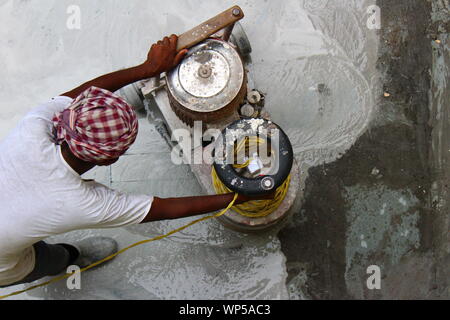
0,96,153,286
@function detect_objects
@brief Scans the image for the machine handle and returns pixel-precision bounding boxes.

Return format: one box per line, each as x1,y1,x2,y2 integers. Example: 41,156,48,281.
176,5,244,51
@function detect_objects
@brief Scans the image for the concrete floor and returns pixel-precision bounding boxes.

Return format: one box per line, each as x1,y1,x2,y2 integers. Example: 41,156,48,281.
0,0,448,299
279,0,449,299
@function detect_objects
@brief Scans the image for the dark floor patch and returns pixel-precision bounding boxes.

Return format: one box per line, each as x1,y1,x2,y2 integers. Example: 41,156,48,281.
279,0,450,299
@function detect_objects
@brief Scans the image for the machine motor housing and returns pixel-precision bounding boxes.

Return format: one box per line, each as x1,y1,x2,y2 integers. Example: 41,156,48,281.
166,39,247,126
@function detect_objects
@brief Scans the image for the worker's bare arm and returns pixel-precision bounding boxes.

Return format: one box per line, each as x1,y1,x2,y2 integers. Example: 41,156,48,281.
61,66,150,99
61,35,187,99
140,193,273,223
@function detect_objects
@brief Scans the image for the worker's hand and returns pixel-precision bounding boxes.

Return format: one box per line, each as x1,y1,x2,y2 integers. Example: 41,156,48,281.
141,35,188,77
236,192,276,204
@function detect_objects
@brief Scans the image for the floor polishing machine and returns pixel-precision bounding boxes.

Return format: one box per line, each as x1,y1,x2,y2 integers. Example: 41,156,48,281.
122,5,301,233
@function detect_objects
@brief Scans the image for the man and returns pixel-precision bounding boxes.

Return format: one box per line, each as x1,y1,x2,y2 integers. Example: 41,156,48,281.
0,35,266,288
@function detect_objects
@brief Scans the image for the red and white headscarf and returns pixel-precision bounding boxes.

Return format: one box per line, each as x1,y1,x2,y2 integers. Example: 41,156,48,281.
53,86,138,163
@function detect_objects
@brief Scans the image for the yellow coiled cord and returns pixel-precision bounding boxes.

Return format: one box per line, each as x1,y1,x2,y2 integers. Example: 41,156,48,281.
211,136,290,218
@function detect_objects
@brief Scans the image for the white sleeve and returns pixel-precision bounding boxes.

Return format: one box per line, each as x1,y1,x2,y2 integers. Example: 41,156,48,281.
69,181,153,229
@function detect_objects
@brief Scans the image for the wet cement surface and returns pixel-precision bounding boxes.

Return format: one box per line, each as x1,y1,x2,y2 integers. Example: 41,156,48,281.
0,0,448,299
279,0,449,299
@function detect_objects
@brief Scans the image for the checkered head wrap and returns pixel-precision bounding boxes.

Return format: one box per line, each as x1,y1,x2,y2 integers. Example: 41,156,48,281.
53,86,138,163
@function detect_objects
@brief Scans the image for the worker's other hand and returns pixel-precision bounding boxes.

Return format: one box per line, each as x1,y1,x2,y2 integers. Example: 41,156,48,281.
142,35,188,77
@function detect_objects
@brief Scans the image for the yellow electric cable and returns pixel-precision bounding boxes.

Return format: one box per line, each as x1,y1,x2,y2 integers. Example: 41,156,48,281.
212,168,290,218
